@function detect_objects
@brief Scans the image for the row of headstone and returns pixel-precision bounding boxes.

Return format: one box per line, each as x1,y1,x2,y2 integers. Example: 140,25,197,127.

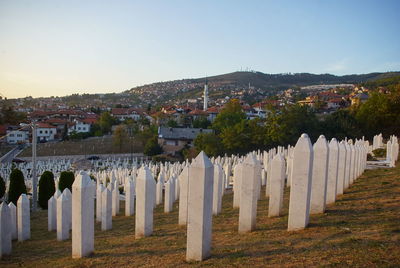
0,194,30,258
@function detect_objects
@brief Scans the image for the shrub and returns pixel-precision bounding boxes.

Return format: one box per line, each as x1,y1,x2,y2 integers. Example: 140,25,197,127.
367,153,377,161
372,148,386,158
59,171,75,192
8,168,27,205
144,137,163,156
0,175,5,199
38,171,55,209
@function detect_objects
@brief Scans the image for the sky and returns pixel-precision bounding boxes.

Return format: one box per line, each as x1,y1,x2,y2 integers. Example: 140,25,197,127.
0,0,399,98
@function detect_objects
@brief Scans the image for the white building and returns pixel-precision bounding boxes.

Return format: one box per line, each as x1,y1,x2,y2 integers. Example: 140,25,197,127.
6,126,29,144
36,123,57,142
111,108,142,121
68,120,91,134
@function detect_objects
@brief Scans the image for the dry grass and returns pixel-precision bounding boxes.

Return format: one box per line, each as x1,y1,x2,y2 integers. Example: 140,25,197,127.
1,164,400,267
18,137,143,157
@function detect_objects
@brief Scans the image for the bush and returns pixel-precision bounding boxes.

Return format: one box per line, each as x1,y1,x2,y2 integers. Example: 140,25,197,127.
0,175,5,199
144,137,163,156
38,171,55,209
59,171,75,192
372,148,386,158
367,153,377,161
8,168,27,205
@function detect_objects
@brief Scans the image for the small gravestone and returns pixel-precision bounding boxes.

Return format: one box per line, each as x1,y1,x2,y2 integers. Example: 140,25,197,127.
125,179,135,216
178,166,189,226
0,202,12,258
57,193,70,241
101,188,112,231
96,183,104,222
310,135,329,214
17,194,30,241
268,153,285,217
238,154,259,232
156,173,164,205
8,203,17,240
326,138,339,205
164,178,175,213
336,141,347,196
232,163,243,208
48,196,57,231
288,134,313,231
212,164,223,215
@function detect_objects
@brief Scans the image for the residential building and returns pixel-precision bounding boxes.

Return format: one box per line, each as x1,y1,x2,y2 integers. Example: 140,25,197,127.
158,127,213,155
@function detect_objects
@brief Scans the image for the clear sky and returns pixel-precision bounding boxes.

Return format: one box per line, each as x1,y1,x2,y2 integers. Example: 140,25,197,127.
1,0,399,98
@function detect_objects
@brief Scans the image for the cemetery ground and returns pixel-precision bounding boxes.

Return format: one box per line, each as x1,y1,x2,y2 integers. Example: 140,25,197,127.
18,136,144,157
1,164,400,267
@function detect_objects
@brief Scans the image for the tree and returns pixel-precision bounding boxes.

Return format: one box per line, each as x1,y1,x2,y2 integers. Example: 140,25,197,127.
144,137,163,156
192,117,211,129
0,175,5,199
220,120,251,155
193,132,224,157
212,99,246,133
38,171,55,209
59,171,75,192
166,119,178,128
321,109,362,141
113,125,129,152
8,168,27,205
99,112,116,134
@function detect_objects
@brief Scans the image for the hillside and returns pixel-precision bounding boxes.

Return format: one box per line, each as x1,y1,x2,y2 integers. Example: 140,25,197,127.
1,163,399,267
126,71,400,105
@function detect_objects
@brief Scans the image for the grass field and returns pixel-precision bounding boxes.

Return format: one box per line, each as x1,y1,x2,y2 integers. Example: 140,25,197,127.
1,163,399,267
18,137,144,157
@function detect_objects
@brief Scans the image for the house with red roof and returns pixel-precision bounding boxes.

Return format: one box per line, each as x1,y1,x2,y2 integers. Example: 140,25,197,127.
36,122,57,142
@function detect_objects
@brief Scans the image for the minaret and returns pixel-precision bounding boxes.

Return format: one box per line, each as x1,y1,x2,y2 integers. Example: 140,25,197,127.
203,78,208,111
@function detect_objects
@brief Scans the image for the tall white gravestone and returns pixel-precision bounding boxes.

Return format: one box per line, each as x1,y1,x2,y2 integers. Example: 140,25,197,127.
238,154,259,232
310,135,329,214
135,166,154,238
48,196,57,231
268,153,285,217
0,202,12,258
125,179,135,216
186,152,214,261
101,188,112,231
57,193,70,241
326,138,339,205
288,134,313,231
8,203,17,240
17,194,30,241
212,164,224,215
72,172,95,258
178,166,189,226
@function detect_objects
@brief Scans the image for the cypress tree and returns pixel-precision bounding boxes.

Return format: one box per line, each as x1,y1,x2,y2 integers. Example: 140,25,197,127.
8,168,27,205
59,171,75,192
38,171,55,209
0,175,5,199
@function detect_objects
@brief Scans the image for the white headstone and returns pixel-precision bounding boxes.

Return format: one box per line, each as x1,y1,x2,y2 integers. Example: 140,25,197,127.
336,141,347,196
135,166,154,238
101,188,112,231
164,178,175,213
186,152,214,261
125,179,135,216
48,196,57,231
72,172,95,258
0,202,12,258
268,153,285,217
212,164,224,215
8,203,17,240
178,166,189,226
17,194,30,241
288,134,313,231
57,192,70,241
238,154,259,232
326,138,339,205
310,135,329,214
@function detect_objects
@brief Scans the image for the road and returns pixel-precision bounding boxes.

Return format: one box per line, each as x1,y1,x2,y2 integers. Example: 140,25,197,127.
0,146,25,163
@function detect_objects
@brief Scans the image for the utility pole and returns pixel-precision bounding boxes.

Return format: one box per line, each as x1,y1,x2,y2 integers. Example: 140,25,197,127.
31,122,37,211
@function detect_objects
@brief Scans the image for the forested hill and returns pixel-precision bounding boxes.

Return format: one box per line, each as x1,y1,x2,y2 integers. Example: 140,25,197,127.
128,71,400,93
